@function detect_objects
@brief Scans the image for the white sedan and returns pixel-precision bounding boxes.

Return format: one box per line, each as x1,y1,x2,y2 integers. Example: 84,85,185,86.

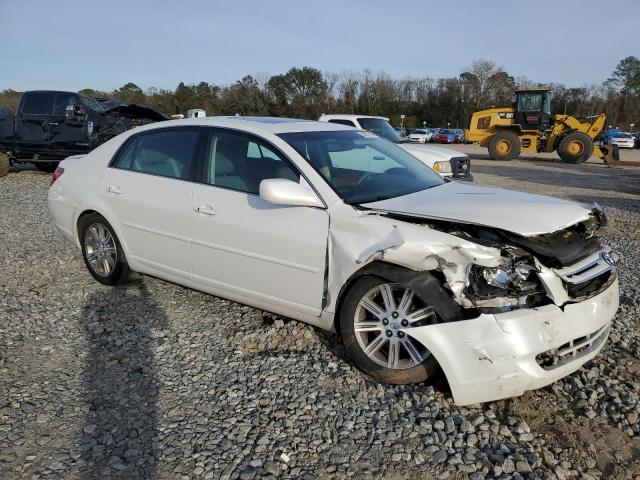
48,116,619,405
610,132,635,149
408,129,433,143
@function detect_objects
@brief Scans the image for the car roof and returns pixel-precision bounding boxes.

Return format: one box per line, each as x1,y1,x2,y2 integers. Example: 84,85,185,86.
319,114,390,122
24,90,78,95
132,116,356,135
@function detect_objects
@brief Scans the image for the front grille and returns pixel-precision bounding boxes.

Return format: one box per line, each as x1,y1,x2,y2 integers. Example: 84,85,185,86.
536,324,610,370
567,271,612,298
553,249,617,299
451,157,471,178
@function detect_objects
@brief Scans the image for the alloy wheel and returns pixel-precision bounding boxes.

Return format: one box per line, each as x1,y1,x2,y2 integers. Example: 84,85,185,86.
84,223,117,277
354,283,434,369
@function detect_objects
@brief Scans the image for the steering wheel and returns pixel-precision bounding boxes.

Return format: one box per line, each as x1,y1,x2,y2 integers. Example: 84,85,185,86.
352,172,377,195
383,167,411,177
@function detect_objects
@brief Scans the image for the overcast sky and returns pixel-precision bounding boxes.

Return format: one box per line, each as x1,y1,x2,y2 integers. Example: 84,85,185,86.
1,0,638,92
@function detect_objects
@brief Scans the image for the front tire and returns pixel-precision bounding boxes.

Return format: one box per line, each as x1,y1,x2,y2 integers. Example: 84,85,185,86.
79,213,130,286
488,131,521,160
558,132,594,164
339,276,440,384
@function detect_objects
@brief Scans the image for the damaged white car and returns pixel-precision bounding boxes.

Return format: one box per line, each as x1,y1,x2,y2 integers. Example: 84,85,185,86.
48,116,619,405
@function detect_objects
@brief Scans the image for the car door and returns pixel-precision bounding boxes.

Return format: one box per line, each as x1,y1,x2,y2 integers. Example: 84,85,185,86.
190,128,329,316
15,92,54,155
49,93,88,155
102,127,202,281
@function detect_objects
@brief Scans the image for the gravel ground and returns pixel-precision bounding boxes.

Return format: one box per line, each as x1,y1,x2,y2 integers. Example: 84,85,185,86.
1,162,640,480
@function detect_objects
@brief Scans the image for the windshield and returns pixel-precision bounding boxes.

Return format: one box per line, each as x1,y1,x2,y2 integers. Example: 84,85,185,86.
357,117,402,143
413,130,426,135
440,129,452,134
517,92,543,112
278,130,445,204
615,133,632,139
79,95,110,113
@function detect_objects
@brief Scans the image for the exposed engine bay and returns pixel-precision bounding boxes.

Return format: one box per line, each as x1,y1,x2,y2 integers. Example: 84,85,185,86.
360,204,615,316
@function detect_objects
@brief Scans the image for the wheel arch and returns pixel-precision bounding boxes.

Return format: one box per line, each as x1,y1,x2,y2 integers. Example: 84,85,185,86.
332,260,463,336
74,207,131,258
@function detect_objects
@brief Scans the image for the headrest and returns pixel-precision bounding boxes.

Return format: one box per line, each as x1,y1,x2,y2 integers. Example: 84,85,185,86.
215,153,234,175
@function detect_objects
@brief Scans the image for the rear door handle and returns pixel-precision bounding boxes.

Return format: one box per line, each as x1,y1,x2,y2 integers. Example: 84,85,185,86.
192,205,217,216
50,122,60,126
107,185,124,195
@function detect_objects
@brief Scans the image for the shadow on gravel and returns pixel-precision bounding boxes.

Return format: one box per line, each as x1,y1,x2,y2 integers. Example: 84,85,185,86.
77,280,164,479
314,329,453,400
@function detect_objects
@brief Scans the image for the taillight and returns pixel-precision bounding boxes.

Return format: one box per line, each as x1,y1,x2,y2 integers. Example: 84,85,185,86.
50,167,64,186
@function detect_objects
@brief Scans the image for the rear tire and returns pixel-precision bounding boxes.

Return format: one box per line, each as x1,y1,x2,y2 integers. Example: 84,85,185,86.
79,213,131,286
488,131,521,161
557,132,594,164
611,144,620,161
35,162,58,173
339,276,440,384
0,153,9,177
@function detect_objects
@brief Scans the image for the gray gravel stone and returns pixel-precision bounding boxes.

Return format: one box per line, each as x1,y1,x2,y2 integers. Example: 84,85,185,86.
1,164,639,478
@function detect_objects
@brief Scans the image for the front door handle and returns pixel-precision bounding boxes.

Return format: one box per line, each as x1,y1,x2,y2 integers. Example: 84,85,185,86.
50,122,60,126
192,205,217,216
107,185,124,195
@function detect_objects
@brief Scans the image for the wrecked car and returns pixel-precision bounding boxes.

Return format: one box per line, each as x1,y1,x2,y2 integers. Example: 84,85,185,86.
47,117,619,405
0,90,168,176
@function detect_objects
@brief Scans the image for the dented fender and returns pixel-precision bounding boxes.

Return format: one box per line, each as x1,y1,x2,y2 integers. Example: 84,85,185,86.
325,205,503,316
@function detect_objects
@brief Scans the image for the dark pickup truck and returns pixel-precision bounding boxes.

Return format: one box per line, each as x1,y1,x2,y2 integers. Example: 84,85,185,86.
0,90,168,176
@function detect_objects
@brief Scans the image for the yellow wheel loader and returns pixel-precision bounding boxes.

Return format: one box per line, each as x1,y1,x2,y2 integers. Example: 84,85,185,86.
466,87,618,164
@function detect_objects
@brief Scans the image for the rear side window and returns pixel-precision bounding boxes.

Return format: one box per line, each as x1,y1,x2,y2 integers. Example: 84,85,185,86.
22,93,54,115
113,129,200,181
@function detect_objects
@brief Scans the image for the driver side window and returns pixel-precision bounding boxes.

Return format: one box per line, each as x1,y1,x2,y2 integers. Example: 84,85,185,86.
204,130,300,195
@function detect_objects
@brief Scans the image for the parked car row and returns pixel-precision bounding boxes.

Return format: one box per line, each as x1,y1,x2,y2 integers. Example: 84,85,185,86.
406,127,466,144
600,128,640,149
609,131,636,149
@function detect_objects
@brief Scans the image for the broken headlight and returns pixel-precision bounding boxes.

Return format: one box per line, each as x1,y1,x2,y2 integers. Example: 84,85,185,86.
467,250,543,305
481,261,538,290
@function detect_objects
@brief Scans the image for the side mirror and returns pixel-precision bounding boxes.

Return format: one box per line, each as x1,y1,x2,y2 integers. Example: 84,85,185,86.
259,179,324,208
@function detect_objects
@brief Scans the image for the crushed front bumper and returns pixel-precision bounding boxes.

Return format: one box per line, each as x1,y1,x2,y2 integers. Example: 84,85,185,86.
408,278,619,405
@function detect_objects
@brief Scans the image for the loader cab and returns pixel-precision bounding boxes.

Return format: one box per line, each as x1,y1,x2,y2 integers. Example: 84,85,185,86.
513,88,552,132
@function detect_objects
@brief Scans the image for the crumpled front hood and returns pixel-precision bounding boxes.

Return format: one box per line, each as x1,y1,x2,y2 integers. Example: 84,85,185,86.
399,144,466,162
362,181,593,237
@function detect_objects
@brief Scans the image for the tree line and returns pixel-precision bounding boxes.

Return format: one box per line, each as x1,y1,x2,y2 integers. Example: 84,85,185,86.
1,57,639,130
